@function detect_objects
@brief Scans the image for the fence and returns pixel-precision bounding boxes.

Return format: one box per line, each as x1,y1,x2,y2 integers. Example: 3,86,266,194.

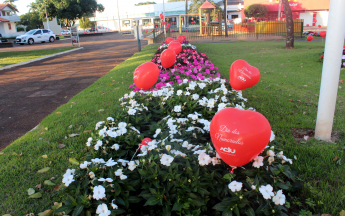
153,20,304,43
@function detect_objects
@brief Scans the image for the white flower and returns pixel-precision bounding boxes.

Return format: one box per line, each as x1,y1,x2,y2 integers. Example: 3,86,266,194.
120,175,127,180
207,99,215,108
99,127,107,137
221,96,228,102
268,156,275,165
176,90,183,96
211,157,221,166
160,154,174,166
270,130,275,142
259,185,274,199
128,108,136,115
111,199,118,209
92,158,106,164
93,185,106,200
197,83,206,89
198,152,211,166
174,105,182,113
62,174,74,187
228,181,243,192
165,145,171,151
115,169,123,176
107,130,118,138
80,161,91,169
107,117,114,122
117,127,127,135
96,203,111,216
94,140,103,151
251,185,256,190
267,150,275,157
86,137,92,147
217,103,227,111
192,94,199,100
184,91,191,96
111,144,120,150
128,161,137,171
272,190,286,205
105,158,118,167
95,121,105,130
118,122,127,128
89,171,95,179
252,156,264,168
153,128,161,138
63,169,75,178
118,159,129,166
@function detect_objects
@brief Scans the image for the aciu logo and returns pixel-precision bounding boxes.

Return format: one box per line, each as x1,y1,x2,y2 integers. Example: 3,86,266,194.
220,147,236,155
237,76,246,82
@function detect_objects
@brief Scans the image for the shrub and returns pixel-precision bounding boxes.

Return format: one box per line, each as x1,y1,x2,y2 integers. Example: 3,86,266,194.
17,26,25,32
244,4,268,19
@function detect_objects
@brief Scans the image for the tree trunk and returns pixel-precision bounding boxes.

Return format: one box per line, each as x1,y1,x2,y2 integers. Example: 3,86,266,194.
282,0,294,49
224,0,228,37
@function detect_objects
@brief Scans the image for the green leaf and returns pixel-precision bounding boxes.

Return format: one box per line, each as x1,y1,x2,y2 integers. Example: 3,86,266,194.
37,167,50,173
55,204,73,214
72,205,84,216
69,158,79,165
245,207,255,216
128,196,142,203
172,201,183,211
149,188,157,194
44,180,56,186
223,173,236,181
29,192,42,198
144,197,160,206
222,208,233,216
117,197,126,206
276,182,291,190
27,188,35,195
37,209,54,216
112,209,126,215
234,207,240,216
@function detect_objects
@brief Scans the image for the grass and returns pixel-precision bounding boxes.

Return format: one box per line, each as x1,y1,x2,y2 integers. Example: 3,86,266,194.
0,41,344,215
197,41,345,214
0,48,74,67
0,44,159,215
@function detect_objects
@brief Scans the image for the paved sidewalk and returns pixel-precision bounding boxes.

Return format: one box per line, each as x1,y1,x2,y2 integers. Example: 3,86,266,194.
0,32,147,149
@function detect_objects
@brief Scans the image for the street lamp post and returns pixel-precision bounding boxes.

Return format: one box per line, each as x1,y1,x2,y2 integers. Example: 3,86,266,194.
44,5,50,30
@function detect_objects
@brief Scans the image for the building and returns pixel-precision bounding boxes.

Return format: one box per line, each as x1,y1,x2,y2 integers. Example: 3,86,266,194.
0,3,20,37
217,0,244,23
243,0,330,26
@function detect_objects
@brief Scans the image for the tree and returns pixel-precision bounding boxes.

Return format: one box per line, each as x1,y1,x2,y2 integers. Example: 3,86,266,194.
244,4,268,19
168,0,185,2
18,11,43,31
28,0,104,27
79,17,93,30
282,0,294,49
3,0,18,10
135,1,156,6
189,0,222,15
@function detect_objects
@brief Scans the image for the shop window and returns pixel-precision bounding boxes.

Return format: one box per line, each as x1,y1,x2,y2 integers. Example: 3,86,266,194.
8,23,11,30
122,20,130,27
231,15,239,19
142,19,151,26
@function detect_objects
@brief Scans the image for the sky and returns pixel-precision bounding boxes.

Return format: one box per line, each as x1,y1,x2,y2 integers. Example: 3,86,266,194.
15,0,169,15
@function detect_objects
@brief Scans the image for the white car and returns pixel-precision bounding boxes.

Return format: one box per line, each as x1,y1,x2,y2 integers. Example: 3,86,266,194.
61,30,71,35
16,29,56,45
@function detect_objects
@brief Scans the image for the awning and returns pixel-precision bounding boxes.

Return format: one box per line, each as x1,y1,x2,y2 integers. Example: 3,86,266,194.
0,18,10,22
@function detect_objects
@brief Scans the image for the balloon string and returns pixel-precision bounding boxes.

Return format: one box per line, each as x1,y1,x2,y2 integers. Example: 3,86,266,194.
229,166,237,173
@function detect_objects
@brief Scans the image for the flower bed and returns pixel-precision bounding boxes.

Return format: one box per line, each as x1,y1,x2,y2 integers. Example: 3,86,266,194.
53,42,307,216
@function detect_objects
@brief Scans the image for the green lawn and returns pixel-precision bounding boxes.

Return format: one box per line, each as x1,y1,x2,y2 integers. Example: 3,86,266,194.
0,48,74,67
197,41,345,214
0,41,344,215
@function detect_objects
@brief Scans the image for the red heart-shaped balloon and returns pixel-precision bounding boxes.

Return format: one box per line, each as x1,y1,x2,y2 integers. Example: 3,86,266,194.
139,138,152,149
168,41,182,55
133,62,159,90
161,49,176,68
230,60,260,90
210,108,271,167
177,35,184,43
320,31,326,37
307,35,313,41
166,37,174,44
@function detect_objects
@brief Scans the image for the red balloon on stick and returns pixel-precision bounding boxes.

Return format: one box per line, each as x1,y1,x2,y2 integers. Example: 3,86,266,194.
306,24,309,27
181,35,186,41
230,60,260,90
318,25,321,28
210,108,271,167
168,41,182,55
313,19,317,22
162,21,166,25
177,35,185,43
320,31,326,37
307,35,313,41
166,37,174,44
133,62,159,90
140,138,152,149
161,49,176,68
159,14,164,19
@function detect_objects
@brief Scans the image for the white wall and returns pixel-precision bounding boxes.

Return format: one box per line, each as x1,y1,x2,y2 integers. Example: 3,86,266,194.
43,17,62,35
299,11,313,26
316,11,329,26
0,22,21,37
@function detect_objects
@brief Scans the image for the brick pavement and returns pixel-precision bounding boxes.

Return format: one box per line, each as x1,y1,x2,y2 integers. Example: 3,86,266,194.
0,32,147,149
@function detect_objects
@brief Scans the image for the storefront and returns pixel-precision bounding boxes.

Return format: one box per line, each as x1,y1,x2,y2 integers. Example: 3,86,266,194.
244,0,330,26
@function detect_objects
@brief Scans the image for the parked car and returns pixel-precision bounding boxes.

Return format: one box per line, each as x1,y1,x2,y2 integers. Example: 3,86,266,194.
61,30,71,35
16,29,56,45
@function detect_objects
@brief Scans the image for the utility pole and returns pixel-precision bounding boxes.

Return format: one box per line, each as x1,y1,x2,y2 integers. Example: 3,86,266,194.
315,0,345,141
278,0,282,20
163,0,166,37
185,0,188,27
117,0,121,32
224,0,228,37
44,5,49,30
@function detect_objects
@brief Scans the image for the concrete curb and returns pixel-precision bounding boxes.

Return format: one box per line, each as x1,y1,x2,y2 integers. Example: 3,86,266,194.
0,47,84,71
